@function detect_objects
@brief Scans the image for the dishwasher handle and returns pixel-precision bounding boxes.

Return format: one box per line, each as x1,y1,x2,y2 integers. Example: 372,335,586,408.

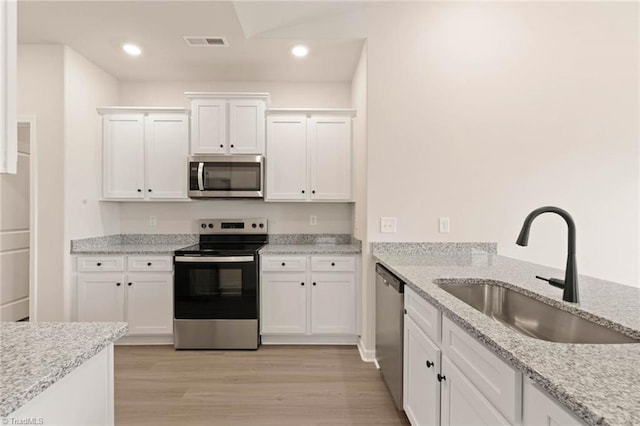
376,263,405,293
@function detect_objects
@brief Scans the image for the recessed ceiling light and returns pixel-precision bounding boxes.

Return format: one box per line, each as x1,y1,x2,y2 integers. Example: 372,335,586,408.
291,45,309,58
122,43,142,57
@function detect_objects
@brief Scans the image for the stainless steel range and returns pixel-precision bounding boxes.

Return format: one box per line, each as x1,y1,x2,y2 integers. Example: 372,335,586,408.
173,218,267,349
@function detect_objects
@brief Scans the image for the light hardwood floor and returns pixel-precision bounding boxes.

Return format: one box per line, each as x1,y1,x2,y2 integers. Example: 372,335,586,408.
115,345,410,426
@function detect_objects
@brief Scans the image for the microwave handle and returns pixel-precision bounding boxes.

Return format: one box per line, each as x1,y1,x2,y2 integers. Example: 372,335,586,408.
197,162,204,191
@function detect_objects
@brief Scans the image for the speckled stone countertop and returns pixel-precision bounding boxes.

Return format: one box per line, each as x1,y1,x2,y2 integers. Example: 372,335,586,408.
373,244,640,426
260,234,361,255
0,322,128,417
70,234,197,255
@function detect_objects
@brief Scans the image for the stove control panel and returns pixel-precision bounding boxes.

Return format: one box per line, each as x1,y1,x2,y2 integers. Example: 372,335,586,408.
197,218,268,234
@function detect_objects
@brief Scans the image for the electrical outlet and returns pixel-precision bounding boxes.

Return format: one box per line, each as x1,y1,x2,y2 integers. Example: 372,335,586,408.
149,216,157,226
380,217,397,233
439,217,450,233
310,215,317,226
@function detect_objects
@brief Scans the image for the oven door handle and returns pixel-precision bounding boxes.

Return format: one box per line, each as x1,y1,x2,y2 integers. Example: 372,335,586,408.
175,256,255,263
197,162,205,191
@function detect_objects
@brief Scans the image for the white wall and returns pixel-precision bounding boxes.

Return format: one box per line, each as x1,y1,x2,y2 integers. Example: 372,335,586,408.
364,2,639,287
118,80,354,234
63,46,120,319
351,43,374,358
17,45,65,320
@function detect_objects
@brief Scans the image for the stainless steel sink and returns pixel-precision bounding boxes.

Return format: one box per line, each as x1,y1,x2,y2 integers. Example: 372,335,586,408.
435,281,639,344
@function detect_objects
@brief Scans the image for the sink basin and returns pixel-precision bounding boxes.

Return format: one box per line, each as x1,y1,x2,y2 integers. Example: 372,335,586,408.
435,281,639,344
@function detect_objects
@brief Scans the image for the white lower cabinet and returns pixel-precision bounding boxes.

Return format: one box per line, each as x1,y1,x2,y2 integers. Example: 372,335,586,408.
402,286,584,426
75,255,173,343
261,254,358,343
523,379,583,426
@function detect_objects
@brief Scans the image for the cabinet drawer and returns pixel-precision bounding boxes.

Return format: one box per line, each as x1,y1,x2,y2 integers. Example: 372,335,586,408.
127,256,173,272
261,256,307,272
77,256,124,272
405,286,441,343
441,316,521,424
310,256,355,272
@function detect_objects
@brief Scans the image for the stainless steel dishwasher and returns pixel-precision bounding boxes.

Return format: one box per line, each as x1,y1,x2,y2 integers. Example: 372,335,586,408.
375,263,405,411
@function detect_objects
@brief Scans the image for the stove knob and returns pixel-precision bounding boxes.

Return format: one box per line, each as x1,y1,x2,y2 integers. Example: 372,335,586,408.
259,223,264,229
252,223,257,228
201,224,207,229
208,223,214,228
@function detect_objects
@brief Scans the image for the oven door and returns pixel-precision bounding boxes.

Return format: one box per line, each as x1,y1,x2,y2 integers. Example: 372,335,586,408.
188,155,263,198
174,255,258,320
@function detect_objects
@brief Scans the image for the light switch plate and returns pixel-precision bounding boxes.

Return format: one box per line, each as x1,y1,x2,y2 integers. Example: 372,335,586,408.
380,217,397,233
310,215,317,226
439,217,450,233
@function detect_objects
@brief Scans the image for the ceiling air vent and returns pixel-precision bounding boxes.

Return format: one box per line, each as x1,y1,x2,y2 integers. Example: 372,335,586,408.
183,36,229,47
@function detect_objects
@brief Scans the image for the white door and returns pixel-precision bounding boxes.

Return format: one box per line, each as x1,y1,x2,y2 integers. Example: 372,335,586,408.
310,272,356,334
404,315,441,425
126,273,173,335
229,99,265,154
441,355,511,426
145,114,189,199
308,116,352,201
76,274,125,322
102,114,145,199
265,115,308,201
260,272,307,334
0,123,30,321
191,99,226,154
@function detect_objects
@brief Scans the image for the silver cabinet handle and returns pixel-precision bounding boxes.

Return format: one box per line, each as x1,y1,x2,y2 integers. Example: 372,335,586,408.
175,256,254,263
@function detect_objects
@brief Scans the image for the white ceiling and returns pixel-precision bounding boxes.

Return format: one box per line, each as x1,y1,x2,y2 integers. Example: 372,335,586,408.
18,1,366,82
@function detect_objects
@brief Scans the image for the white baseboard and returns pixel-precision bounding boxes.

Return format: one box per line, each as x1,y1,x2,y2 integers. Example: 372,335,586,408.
1,297,29,321
261,334,358,345
357,339,376,363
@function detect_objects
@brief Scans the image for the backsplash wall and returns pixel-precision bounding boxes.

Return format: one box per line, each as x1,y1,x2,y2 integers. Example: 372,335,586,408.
118,201,354,234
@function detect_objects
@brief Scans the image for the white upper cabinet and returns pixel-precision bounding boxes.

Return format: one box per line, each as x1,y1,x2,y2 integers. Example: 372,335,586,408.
266,109,355,202
99,107,189,201
187,93,270,155
0,0,17,174
145,114,189,199
265,115,307,201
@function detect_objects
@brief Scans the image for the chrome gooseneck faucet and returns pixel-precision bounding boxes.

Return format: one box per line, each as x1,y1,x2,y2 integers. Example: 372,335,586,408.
516,206,579,303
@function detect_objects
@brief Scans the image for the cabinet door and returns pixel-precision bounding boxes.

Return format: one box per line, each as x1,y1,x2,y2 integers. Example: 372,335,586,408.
441,355,510,426
191,99,226,154
126,273,173,335
308,116,352,201
77,274,125,322
261,272,307,334
404,315,441,426
310,272,355,334
102,114,145,199
145,114,189,199
229,99,265,154
265,115,308,200
523,380,583,426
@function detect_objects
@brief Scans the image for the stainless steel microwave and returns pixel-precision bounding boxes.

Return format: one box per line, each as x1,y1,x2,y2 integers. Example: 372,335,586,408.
188,155,264,199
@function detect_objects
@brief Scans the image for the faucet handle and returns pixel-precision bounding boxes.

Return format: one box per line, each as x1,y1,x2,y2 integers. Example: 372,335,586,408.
535,275,565,289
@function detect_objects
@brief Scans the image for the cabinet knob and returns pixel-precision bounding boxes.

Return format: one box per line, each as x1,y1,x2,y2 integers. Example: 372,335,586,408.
312,190,316,194
437,373,446,382
301,282,305,286
97,262,102,266
301,190,305,194
281,262,286,266
219,144,224,148
128,282,132,286
426,360,434,368
148,189,152,192
331,262,335,266
116,282,121,286
147,262,152,266
137,189,142,192
313,282,316,286
230,144,234,148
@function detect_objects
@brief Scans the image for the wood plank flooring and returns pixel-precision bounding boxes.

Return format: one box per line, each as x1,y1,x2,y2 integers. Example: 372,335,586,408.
115,345,410,426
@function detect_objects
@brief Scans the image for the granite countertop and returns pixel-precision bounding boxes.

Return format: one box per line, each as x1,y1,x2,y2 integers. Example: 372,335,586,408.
373,249,640,426
259,243,361,255
0,322,128,417
71,243,191,255
70,234,198,255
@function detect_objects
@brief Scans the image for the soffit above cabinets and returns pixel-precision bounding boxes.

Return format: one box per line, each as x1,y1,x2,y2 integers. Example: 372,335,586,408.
17,1,365,82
